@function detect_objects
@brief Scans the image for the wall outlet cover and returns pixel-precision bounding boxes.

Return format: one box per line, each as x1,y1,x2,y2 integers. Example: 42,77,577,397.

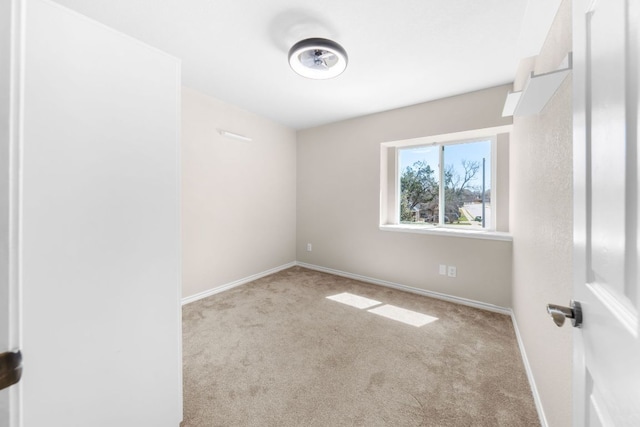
447,266,457,277
439,264,447,275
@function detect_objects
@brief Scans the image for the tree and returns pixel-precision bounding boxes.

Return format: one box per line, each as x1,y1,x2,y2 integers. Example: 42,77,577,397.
443,160,480,222
400,192,415,222
400,161,438,222
400,159,483,223
400,161,438,209
444,160,480,197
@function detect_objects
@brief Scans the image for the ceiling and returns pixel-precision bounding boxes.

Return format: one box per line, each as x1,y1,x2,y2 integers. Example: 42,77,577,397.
53,0,561,130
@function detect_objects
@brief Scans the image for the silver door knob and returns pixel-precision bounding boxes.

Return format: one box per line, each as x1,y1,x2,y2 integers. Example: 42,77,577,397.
546,300,582,328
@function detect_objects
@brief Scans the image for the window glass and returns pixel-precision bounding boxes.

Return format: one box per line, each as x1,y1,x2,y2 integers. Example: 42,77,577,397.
398,139,492,229
443,140,491,228
399,145,439,225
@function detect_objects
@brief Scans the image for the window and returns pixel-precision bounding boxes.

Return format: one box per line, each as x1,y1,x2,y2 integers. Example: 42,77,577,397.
379,128,509,239
398,139,493,229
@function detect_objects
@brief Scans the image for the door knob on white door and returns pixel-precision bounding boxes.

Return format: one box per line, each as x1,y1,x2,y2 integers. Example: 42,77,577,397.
546,300,582,328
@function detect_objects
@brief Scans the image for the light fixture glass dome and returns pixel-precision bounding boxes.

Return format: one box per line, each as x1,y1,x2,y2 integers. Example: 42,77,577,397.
288,38,348,79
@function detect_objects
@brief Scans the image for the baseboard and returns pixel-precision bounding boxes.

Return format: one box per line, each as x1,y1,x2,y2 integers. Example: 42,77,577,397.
295,261,511,315
510,311,549,427
181,262,296,305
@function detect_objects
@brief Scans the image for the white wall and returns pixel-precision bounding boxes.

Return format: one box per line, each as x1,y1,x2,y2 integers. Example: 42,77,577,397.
510,0,573,425
181,87,297,299
297,86,515,308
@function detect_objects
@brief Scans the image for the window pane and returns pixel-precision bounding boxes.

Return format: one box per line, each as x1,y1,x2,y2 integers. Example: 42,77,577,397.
443,140,491,228
398,146,439,225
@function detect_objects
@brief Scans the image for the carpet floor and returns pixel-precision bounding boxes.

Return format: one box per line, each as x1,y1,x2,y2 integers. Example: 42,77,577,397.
182,267,539,426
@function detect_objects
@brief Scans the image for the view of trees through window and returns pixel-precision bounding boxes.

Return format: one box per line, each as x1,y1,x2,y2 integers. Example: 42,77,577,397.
399,139,492,228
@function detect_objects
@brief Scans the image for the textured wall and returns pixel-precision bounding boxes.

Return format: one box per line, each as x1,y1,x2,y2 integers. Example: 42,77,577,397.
510,0,573,425
181,87,297,299
297,85,514,308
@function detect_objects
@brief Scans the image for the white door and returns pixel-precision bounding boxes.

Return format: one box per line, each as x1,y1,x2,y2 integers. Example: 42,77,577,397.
2,0,183,426
572,0,640,425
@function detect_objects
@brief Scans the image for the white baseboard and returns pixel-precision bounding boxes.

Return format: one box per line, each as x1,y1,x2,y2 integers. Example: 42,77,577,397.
295,261,511,315
181,262,296,305
182,260,510,314
510,311,549,427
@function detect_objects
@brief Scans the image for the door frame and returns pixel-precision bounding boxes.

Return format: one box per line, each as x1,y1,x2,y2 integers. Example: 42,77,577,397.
1,0,23,425
572,0,589,424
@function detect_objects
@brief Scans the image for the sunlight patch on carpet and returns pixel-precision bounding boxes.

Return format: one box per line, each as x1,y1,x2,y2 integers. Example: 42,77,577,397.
367,304,438,327
326,293,438,327
326,292,382,309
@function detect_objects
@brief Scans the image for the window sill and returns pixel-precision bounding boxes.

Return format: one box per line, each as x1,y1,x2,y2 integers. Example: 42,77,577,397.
379,224,513,241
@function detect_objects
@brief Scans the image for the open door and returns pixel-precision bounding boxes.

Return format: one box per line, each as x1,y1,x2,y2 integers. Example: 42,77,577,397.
2,0,183,425
570,0,640,425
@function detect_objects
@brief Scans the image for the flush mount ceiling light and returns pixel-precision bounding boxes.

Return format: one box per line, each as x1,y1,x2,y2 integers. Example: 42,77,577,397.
288,38,348,79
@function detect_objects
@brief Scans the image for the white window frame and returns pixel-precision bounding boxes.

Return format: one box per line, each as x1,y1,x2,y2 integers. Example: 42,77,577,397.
380,126,512,241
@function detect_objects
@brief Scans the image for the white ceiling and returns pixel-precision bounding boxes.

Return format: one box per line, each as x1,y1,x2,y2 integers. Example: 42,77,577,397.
53,0,561,130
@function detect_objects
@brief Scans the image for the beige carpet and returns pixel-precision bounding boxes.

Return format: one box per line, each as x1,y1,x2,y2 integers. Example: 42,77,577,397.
182,267,539,426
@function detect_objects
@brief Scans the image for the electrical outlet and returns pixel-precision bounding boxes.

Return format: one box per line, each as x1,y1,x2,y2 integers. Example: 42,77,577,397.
447,266,457,278
307,243,312,252
439,264,447,275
